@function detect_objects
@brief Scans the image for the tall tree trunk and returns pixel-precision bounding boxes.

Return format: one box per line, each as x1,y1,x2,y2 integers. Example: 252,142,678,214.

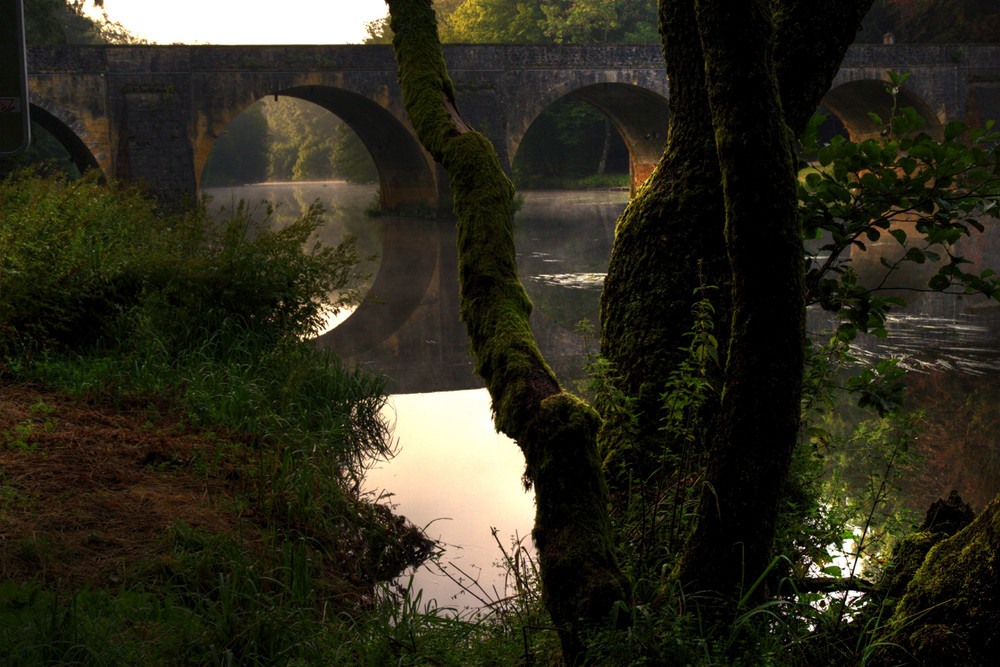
598,0,728,481
598,0,875,622
599,0,874,474
385,1,627,660
676,0,802,618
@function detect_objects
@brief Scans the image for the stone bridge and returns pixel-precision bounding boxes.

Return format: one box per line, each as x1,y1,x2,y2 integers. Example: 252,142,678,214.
23,43,1000,391
25,43,1000,207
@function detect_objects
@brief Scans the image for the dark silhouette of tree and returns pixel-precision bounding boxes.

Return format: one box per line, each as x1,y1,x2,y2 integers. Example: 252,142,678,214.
384,0,881,657
23,0,143,45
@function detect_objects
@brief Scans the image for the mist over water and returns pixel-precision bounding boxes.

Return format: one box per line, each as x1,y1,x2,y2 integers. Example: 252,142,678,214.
203,180,382,298
202,180,1000,603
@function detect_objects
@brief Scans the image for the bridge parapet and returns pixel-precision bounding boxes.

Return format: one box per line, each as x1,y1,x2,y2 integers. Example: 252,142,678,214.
23,43,1000,205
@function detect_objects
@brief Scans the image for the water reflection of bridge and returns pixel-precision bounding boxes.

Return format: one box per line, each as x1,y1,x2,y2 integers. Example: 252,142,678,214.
25,44,1000,389
315,191,625,394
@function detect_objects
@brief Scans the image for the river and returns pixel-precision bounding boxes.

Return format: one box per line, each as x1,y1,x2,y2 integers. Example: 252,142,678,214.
204,180,1000,608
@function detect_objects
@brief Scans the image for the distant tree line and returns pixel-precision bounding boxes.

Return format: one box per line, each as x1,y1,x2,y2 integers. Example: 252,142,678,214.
858,0,1000,43
201,99,377,188
365,0,658,44
368,0,996,46
23,0,144,46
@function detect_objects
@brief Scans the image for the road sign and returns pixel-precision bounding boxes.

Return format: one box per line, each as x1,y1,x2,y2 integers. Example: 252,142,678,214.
1,0,31,156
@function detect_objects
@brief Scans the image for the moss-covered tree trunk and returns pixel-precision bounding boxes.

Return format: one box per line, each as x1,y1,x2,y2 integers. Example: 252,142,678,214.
675,0,802,615
385,0,627,660
599,0,875,473
873,493,1000,666
597,0,727,479
599,0,875,619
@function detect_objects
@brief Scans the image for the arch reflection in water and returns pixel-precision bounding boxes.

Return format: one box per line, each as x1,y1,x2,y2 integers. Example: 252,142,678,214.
201,180,383,326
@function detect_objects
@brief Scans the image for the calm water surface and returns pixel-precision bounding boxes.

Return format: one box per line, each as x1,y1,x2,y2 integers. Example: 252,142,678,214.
205,180,1000,605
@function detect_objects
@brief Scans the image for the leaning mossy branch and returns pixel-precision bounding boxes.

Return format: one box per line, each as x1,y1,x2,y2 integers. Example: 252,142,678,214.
387,0,627,658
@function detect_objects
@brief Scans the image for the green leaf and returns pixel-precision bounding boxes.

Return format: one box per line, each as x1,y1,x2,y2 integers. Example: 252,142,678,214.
944,120,969,141
928,274,950,291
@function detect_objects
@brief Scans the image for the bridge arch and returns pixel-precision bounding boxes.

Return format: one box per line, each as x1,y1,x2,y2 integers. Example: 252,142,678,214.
25,97,103,177
509,82,670,194
820,80,944,141
193,87,441,357
194,85,437,213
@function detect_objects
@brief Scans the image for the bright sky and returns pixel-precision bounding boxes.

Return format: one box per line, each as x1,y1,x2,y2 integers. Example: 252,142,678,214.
85,0,389,45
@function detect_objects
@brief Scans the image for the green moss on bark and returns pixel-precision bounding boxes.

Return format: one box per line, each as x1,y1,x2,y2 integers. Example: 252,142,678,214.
874,493,1000,666
876,491,975,602
598,0,728,483
387,1,626,659
674,0,804,620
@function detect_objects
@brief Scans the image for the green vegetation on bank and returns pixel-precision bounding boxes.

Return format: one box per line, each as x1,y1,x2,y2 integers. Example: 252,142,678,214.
0,170,434,664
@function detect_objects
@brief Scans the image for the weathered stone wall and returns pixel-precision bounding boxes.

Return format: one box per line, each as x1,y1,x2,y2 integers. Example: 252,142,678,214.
25,43,1000,205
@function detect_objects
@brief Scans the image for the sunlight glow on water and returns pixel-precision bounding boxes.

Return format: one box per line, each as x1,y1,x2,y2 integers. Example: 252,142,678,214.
364,389,536,610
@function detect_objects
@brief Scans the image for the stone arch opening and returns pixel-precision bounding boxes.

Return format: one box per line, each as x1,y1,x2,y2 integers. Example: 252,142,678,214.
508,84,669,376
272,88,441,354
21,103,102,177
279,85,437,214
511,82,669,195
196,90,442,357
821,80,943,141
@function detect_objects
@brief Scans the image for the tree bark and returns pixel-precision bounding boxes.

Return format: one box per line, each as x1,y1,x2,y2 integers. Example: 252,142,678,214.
598,0,727,480
676,0,802,617
385,1,627,660
598,0,874,624
873,493,1000,666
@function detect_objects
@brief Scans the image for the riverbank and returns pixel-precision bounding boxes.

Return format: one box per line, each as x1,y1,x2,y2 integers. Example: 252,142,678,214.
0,380,440,664
0,382,430,593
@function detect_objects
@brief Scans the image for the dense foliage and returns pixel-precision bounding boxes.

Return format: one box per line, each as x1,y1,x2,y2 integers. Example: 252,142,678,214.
23,0,143,45
202,98,378,187
0,170,367,355
367,0,657,44
859,0,1000,43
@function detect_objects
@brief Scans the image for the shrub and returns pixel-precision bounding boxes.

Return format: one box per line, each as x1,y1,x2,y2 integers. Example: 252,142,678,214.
0,170,365,360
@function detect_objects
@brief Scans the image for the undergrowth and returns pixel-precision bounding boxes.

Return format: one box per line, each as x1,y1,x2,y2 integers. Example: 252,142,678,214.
0,169,446,665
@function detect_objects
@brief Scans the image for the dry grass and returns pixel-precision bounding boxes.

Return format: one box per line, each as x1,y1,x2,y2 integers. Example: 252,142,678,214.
0,383,250,588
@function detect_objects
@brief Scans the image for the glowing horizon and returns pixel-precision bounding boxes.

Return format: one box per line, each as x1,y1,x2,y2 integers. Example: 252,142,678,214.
85,0,388,45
